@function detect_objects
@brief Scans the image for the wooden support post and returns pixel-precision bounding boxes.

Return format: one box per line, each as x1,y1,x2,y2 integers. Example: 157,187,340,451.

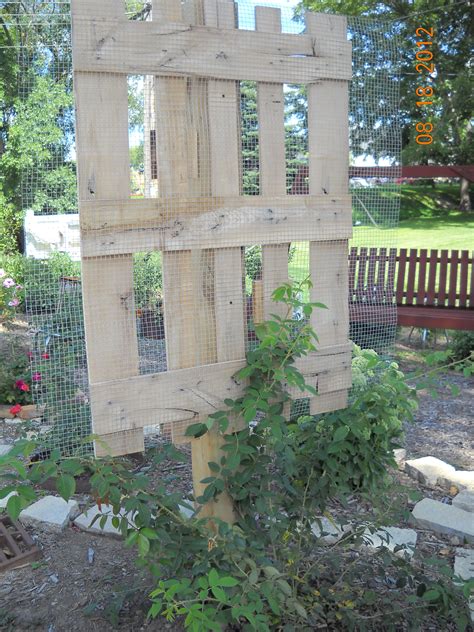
256,7,289,323
306,13,351,414
72,0,143,456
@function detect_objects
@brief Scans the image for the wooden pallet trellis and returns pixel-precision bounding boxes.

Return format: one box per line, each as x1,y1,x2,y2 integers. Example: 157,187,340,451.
71,0,352,522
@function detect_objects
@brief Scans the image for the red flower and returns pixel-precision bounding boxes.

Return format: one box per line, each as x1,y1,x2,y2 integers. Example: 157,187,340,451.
27,351,33,359
41,352,50,359
15,380,30,392
9,404,22,416
32,372,42,382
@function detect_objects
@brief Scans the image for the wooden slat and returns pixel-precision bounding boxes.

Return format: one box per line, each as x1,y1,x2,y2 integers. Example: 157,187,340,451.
459,250,469,307
386,248,397,302
306,13,351,415
348,247,357,302
396,249,407,304
71,15,352,82
438,249,449,306
426,249,438,306
310,390,348,415
469,252,474,307
375,247,387,303
448,250,459,307
256,6,289,322
417,249,428,305
80,195,352,256
90,346,352,434
189,0,243,524
405,249,417,305
356,247,368,301
366,247,377,302
72,0,143,456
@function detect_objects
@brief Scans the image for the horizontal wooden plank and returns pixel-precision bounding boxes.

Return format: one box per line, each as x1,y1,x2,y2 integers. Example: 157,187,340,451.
90,344,352,436
72,18,351,82
80,195,352,255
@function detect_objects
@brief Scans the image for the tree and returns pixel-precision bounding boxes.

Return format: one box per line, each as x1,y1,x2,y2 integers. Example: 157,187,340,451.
298,0,474,209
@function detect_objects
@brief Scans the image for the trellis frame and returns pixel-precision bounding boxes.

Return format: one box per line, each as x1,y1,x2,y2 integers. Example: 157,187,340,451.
71,0,352,521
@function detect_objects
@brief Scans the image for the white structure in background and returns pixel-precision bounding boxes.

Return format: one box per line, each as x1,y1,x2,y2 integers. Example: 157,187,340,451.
24,209,81,261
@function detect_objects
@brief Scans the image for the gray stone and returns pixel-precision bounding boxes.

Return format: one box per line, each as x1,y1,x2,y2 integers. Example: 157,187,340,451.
405,456,455,487
4,418,23,426
454,548,474,623
411,498,474,543
311,516,351,544
0,444,12,456
19,496,80,532
453,491,474,514
0,491,17,509
362,526,417,558
454,548,474,582
447,471,474,492
74,504,135,537
393,449,407,467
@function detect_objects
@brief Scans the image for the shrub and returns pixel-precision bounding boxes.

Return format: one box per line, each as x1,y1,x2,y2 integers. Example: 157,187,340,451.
0,338,32,406
449,330,474,363
1,280,470,631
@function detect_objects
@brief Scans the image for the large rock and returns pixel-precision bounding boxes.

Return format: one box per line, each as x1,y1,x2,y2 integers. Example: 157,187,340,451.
455,548,474,582
453,491,474,513
74,504,135,538
405,456,456,487
393,449,407,468
0,405,15,419
0,491,17,509
20,496,80,532
442,471,474,492
18,404,44,420
362,526,417,558
454,548,474,623
311,516,351,544
411,498,474,543
0,444,12,456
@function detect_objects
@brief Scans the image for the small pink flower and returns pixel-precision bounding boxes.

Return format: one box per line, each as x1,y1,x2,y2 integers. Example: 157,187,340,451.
0,269,5,278
3,278,15,288
9,404,22,416
15,380,30,392
32,372,42,382
8,298,20,307
27,351,34,359
16,285,23,290
41,352,50,359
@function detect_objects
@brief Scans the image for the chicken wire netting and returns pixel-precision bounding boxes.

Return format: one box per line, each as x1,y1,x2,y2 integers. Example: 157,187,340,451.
2,0,400,455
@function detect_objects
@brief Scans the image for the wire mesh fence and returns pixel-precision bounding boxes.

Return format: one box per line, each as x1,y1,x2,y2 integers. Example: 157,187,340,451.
1,0,401,455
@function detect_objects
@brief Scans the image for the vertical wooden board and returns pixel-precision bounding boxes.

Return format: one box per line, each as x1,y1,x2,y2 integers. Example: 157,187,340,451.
256,7,289,322
405,249,417,304
306,13,350,415
417,249,428,305
309,241,349,348
72,0,143,457
459,250,469,307
438,250,449,306
190,0,243,522
426,250,438,305
448,250,459,307
396,249,407,305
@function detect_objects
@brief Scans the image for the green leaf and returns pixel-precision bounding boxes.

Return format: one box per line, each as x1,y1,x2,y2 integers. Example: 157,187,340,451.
422,589,440,601
6,494,23,520
57,474,76,501
333,425,349,442
185,423,208,438
137,533,150,557
211,586,228,603
218,576,239,587
208,568,219,587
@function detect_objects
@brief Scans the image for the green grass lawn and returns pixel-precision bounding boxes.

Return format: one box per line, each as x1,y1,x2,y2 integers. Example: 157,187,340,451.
289,210,473,280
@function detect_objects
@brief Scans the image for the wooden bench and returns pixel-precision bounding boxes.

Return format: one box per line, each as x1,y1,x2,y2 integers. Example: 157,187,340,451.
349,248,474,331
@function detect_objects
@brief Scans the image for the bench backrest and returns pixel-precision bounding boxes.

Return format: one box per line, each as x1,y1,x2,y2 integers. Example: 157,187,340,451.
350,247,474,309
